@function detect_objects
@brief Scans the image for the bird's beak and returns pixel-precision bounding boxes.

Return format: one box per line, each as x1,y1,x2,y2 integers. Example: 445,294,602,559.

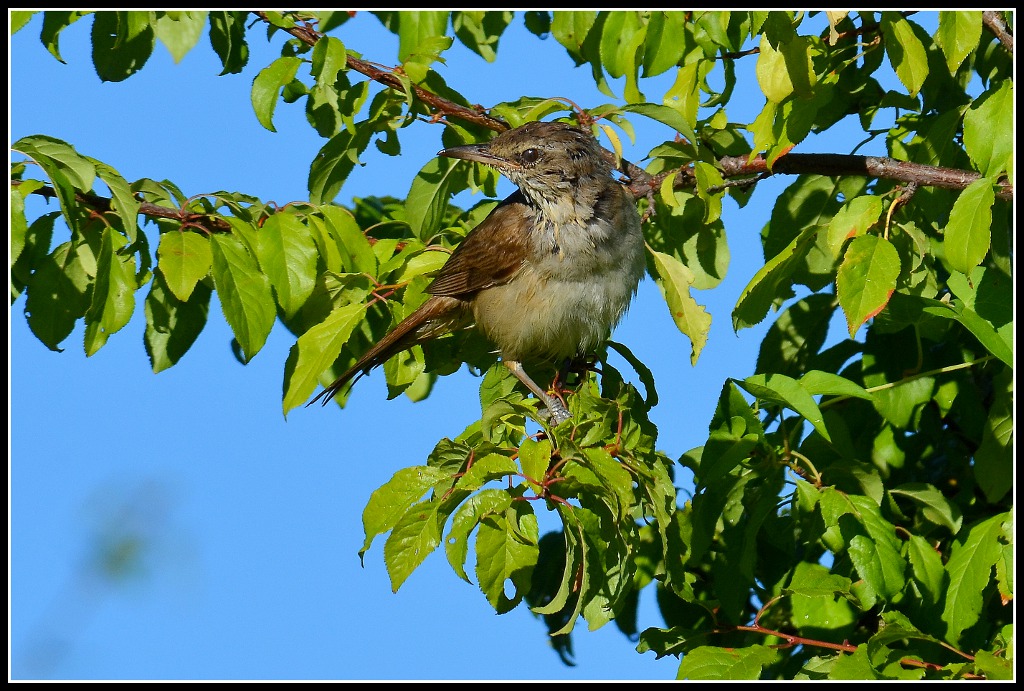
438,143,506,166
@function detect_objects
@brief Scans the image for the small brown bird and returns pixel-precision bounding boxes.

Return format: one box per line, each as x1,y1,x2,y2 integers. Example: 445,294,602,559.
309,120,645,424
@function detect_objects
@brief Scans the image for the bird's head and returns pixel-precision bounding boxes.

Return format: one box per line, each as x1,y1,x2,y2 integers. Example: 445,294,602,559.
439,121,613,217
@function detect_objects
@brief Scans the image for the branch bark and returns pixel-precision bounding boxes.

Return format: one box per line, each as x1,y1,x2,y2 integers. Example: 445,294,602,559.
13,180,231,234
983,11,1013,54
253,11,509,133
720,153,1013,201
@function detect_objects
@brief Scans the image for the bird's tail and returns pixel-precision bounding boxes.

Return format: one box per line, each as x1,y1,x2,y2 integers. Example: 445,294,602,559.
306,296,465,407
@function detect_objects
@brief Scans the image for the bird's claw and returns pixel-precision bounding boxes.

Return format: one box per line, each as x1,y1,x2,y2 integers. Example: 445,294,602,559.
539,400,572,426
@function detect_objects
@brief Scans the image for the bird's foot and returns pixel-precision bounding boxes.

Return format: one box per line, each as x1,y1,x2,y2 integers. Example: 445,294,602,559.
539,398,572,426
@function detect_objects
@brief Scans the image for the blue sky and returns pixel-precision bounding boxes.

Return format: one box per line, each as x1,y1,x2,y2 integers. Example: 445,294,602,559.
9,11,913,680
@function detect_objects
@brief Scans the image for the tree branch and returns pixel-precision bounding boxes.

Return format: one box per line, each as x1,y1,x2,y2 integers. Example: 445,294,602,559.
720,153,1013,201
631,152,1013,202
252,11,509,133
12,180,231,234
982,11,1013,54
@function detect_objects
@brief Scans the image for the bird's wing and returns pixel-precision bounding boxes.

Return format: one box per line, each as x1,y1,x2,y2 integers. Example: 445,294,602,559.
427,192,532,297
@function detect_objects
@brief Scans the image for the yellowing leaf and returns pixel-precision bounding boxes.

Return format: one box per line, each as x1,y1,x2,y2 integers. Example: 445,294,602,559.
649,249,711,365
836,234,901,336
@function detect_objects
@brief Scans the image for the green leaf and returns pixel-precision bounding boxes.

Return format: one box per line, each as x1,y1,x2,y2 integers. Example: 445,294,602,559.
870,611,946,655
935,11,982,76
943,178,994,275
733,224,818,330
405,156,465,240
153,10,207,63
24,238,93,350
308,127,373,205
800,370,872,401
599,11,646,101
942,513,1008,646
829,644,885,680
445,488,513,582
826,195,883,258
84,226,136,356
606,340,658,407
550,11,598,65
756,34,815,102
375,10,449,63
11,11,36,34
889,483,962,534
642,12,688,77
518,437,552,490
677,645,777,680
737,372,830,441
384,500,444,592
881,13,929,98
692,161,724,224
208,10,249,75
40,11,88,63
621,103,698,148
523,11,551,39
785,561,854,600
12,134,96,193
906,534,945,608
9,182,39,268
661,62,701,134
475,503,539,613
282,302,367,415
531,516,582,622
754,294,835,378
452,11,513,62
361,465,450,560
144,269,211,373
251,56,303,132
320,206,378,275
307,36,349,136
256,213,317,317
948,302,1012,367
156,231,212,302
647,249,711,365
973,650,1014,681
599,11,643,78
843,496,907,601
209,232,275,363
453,453,519,492
91,159,140,243
962,81,1014,179
974,367,1013,503
91,11,156,82
576,447,635,520
787,563,857,634
836,234,901,337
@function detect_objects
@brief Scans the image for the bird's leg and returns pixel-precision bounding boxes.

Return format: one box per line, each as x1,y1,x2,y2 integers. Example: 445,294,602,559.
552,355,600,392
504,360,572,425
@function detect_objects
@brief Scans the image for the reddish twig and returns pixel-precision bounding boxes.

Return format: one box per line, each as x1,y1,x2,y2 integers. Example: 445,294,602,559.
252,11,509,133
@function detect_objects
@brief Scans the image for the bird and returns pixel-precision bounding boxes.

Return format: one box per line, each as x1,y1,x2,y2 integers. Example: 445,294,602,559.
308,120,646,424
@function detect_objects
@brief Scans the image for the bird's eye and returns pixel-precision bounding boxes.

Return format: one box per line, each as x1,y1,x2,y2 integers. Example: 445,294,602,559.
520,148,540,164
